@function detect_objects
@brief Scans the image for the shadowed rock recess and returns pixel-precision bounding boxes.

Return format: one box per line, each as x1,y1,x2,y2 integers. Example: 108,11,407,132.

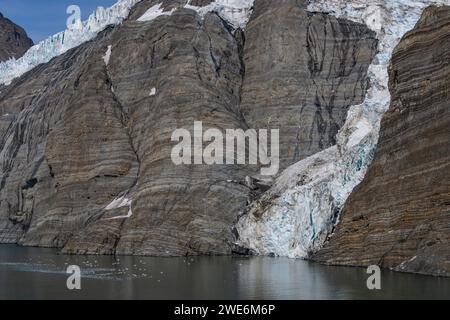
1,0,375,256
313,6,450,277
0,12,33,62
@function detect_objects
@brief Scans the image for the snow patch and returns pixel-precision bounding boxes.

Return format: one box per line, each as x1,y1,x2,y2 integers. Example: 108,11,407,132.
103,45,112,65
104,195,133,220
236,0,449,258
0,0,142,86
137,3,175,22
106,207,133,220
105,195,131,210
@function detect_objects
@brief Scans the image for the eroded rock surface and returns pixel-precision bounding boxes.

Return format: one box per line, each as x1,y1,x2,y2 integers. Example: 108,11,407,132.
313,6,450,277
241,0,377,169
0,13,33,63
0,0,376,256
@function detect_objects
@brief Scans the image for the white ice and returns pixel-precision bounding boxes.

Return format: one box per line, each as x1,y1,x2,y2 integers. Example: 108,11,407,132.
0,0,142,86
104,195,133,220
103,45,112,65
184,0,255,29
137,3,175,22
235,0,449,258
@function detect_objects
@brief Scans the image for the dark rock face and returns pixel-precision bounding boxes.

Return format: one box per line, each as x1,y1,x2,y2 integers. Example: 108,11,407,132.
241,0,377,169
0,12,33,62
313,6,450,277
64,6,253,256
0,0,376,256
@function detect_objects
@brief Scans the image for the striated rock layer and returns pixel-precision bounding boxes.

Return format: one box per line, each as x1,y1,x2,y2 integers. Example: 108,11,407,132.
0,0,253,255
0,0,375,256
313,6,450,277
0,12,33,62
241,0,377,169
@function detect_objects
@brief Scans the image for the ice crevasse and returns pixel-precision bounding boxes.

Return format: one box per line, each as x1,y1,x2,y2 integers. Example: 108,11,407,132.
235,0,449,258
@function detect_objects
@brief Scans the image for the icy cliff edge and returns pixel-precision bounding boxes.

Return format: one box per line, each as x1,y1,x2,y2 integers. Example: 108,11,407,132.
0,0,142,86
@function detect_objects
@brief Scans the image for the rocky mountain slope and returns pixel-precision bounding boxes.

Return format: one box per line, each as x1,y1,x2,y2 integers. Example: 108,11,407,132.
240,0,377,169
312,5,450,277
0,0,448,277
0,0,376,256
235,0,445,258
0,12,33,62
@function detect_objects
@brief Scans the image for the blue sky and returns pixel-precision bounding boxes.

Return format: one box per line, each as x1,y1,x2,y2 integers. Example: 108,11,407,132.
0,0,117,43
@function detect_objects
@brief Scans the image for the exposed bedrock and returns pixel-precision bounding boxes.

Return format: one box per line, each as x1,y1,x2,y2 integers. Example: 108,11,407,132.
0,13,33,62
313,5,450,277
240,0,377,169
0,0,376,256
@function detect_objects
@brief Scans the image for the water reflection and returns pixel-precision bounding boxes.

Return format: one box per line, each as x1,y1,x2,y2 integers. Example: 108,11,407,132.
0,245,449,299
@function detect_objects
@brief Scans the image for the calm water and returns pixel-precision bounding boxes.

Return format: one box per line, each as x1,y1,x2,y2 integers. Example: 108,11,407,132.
0,244,449,300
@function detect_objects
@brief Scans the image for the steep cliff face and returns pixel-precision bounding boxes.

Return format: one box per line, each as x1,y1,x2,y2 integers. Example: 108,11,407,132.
234,1,449,266
241,0,377,169
0,0,376,255
313,6,450,277
0,0,254,255
64,3,254,255
0,12,33,62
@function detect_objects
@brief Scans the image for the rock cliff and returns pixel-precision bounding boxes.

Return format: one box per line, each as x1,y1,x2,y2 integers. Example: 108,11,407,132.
0,12,33,62
313,5,450,277
241,0,377,169
0,0,448,279
0,0,375,255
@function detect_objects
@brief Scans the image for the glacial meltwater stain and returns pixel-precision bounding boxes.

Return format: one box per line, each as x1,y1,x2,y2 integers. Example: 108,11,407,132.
0,245,449,300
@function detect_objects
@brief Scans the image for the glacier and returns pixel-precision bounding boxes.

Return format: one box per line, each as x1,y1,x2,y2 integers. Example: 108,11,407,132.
137,0,256,28
0,0,142,86
235,0,449,258
137,3,175,22
0,0,256,86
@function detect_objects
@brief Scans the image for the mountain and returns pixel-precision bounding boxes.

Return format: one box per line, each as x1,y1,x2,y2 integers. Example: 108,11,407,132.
312,5,450,277
0,12,33,62
0,0,448,277
236,1,450,277
0,0,375,255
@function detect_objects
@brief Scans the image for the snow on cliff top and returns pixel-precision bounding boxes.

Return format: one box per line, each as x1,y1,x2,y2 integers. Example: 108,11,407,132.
236,0,449,258
0,0,142,86
137,0,255,28
0,0,256,86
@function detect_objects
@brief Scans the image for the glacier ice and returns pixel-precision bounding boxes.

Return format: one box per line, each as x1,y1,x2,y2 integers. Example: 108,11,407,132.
235,0,449,258
184,0,255,29
0,0,142,86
